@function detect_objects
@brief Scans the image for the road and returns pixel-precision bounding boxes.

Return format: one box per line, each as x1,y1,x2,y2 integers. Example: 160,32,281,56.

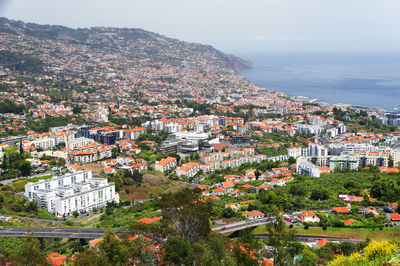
253,234,362,243
0,225,363,244
0,227,129,239
212,217,274,233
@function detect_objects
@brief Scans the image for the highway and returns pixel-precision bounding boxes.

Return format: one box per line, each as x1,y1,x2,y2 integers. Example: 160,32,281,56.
212,217,273,233
0,227,129,239
0,225,362,244
254,234,362,243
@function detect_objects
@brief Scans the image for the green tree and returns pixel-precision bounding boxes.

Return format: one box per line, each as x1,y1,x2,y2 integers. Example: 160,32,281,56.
9,234,50,266
18,160,33,176
161,189,211,244
164,236,195,265
222,207,235,218
288,156,296,165
131,170,143,185
97,229,129,265
310,188,330,200
388,155,394,168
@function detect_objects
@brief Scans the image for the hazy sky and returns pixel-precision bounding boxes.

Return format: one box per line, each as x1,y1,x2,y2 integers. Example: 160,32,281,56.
1,0,400,54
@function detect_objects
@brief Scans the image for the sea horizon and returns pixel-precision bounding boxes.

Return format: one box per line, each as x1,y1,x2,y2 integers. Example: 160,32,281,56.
239,51,400,111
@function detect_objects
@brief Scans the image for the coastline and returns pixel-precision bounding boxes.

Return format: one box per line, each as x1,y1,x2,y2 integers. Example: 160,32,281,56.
238,52,400,113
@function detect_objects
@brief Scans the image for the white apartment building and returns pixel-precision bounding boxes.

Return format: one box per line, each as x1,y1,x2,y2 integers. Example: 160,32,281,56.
176,162,199,177
24,171,118,216
30,137,56,150
164,123,183,133
66,137,95,150
297,157,320,177
155,157,177,172
173,131,209,142
288,147,309,158
329,155,359,170
297,161,321,177
308,143,328,157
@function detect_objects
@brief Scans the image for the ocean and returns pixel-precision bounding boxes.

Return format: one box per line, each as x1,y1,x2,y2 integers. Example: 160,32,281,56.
240,52,400,111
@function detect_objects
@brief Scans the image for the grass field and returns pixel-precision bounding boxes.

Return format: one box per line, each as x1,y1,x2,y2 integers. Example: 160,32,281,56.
253,225,400,241
119,171,189,201
80,163,104,173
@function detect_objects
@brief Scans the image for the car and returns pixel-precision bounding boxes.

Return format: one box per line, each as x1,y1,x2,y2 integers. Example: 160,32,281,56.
221,227,227,230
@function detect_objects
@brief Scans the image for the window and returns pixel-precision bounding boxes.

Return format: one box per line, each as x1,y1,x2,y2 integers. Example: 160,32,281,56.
58,179,63,186
84,172,88,181
71,176,76,183
45,182,50,190
34,186,38,191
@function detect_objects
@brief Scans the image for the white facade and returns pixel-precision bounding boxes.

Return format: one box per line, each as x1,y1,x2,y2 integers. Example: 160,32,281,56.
66,137,95,150
297,159,321,177
24,171,118,216
30,137,56,150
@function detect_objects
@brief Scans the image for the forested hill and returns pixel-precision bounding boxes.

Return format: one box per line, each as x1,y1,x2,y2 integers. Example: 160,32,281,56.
0,17,252,77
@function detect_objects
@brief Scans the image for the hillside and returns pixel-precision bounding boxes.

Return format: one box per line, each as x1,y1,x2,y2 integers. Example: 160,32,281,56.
0,17,251,79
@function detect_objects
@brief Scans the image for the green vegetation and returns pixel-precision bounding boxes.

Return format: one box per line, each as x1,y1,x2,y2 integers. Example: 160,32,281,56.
0,50,44,73
1,151,33,179
0,185,54,219
332,107,396,133
10,174,52,192
0,100,25,114
26,115,71,133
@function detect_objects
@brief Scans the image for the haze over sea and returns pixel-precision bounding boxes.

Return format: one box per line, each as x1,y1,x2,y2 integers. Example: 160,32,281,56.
240,52,400,111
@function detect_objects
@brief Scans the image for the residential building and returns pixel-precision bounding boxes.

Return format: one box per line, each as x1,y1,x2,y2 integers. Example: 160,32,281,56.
300,211,320,223
155,157,177,172
244,210,265,220
24,171,119,216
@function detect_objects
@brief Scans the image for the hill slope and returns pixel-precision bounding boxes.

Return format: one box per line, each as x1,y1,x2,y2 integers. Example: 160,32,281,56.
0,17,251,78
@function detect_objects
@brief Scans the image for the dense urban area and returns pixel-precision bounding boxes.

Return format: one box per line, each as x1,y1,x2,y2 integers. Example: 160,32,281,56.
1,17,400,265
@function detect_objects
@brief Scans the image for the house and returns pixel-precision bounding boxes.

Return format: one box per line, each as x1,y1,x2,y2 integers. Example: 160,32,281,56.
176,162,199,177
225,203,239,210
230,189,244,197
316,239,330,248
202,190,210,196
384,203,398,213
67,164,81,173
386,212,400,223
379,167,399,173
343,219,357,226
155,157,177,172
221,181,235,193
361,207,380,217
300,211,320,223
258,184,272,190
241,184,253,190
331,206,351,214
212,187,225,196
136,217,162,224
47,252,67,266
249,187,259,194
104,167,116,175
244,210,265,220
239,200,255,206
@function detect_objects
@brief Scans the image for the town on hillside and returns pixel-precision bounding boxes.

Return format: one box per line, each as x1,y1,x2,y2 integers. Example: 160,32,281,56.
1,18,400,265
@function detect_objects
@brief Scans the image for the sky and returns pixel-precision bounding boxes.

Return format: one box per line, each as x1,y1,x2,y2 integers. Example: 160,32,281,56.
1,0,400,54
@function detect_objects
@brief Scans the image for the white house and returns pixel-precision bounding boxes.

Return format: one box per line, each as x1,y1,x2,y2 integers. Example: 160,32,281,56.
300,211,320,223
244,210,265,220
